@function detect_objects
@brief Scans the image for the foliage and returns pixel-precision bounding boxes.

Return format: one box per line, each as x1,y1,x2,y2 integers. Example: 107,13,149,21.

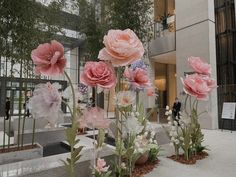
75,0,153,61
149,147,160,162
105,0,153,43
0,0,65,73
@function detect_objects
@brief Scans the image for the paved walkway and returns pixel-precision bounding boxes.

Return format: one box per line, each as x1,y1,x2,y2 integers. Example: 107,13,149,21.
145,129,236,177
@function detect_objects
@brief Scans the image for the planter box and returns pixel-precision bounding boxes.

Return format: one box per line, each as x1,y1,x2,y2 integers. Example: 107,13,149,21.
0,143,43,165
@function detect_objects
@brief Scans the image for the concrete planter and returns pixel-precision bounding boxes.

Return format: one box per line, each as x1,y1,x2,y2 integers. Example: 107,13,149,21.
0,143,43,165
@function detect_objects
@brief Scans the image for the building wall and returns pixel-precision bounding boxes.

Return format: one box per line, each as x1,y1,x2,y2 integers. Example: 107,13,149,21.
176,0,218,129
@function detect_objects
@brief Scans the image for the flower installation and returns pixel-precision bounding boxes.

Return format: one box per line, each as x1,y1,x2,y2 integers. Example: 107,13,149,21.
165,56,217,164
97,29,159,177
30,40,83,177
29,29,159,177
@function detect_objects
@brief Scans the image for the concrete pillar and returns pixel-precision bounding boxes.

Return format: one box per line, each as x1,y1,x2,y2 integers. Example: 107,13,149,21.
175,0,218,129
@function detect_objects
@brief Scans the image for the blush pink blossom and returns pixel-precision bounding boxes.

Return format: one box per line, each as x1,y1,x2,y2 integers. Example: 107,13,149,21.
29,82,62,125
188,56,211,75
98,29,144,67
31,40,66,75
181,74,212,101
95,158,109,173
80,61,116,89
78,107,110,129
203,76,217,91
123,67,151,89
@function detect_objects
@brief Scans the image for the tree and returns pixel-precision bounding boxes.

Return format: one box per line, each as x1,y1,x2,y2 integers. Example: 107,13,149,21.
75,0,153,61
0,0,65,77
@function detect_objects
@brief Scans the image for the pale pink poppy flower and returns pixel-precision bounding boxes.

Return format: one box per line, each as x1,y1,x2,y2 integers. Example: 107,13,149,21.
31,40,66,75
95,158,109,173
188,56,211,75
80,61,116,90
78,107,110,129
29,82,62,125
115,91,136,107
181,74,211,101
98,29,144,67
123,67,151,89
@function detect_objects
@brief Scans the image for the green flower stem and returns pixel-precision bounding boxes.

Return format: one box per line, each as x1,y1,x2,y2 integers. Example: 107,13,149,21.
136,90,139,111
62,100,73,120
64,71,78,177
64,71,76,125
3,117,6,150
21,115,26,148
32,118,36,146
8,116,11,150
107,91,110,118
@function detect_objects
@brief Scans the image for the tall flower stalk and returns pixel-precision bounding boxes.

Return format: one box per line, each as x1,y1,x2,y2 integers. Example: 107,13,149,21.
31,40,83,177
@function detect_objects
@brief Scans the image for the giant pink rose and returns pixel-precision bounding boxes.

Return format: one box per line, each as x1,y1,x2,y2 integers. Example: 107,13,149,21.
203,76,217,91
80,61,116,89
123,67,150,89
181,74,212,101
31,40,66,75
98,29,144,67
188,56,211,75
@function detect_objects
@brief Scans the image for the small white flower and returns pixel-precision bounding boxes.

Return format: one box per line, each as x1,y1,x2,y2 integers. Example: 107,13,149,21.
144,131,148,137
173,121,178,126
153,140,157,144
131,112,135,117
180,137,184,141
167,116,171,121
171,137,176,142
135,112,140,116
166,105,169,110
175,139,180,144
168,110,172,114
151,131,155,137
165,111,169,116
172,131,178,137
121,162,126,169
138,148,144,153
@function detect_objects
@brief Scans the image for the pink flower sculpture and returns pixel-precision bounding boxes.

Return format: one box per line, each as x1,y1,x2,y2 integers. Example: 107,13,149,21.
29,82,62,125
31,40,66,75
95,158,109,173
188,56,211,75
123,67,151,89
98,29,144,67
181,74,213,101
203,76,217,91
80,61,116,90
79,107,110,129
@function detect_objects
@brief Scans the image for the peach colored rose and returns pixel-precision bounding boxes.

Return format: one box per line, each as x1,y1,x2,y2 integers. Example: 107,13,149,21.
80,61,116,89
123,67,150,89
188,56,211,75
31,40,66,75
181,74,211,101
98,29,144,67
